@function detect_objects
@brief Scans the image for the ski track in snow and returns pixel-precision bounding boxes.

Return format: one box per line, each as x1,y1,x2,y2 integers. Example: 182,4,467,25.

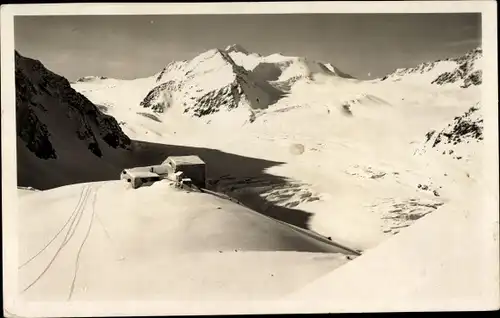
18,185,92,270
20,184,104,299
67,184,102,300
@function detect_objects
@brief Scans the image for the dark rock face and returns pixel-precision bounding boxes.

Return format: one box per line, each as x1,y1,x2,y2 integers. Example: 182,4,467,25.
15,62,57,159
16,107,57,159
139,81,179,113
15,51,131,160
461,70,482,88
190,83,241,117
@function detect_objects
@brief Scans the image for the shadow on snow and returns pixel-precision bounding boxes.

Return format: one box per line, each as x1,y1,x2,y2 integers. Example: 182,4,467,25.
18,139,314,231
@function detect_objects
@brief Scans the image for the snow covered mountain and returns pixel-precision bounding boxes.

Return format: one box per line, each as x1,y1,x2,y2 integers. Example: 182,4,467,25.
15,51,131,189
14,43,491,304
138,44,354,120
142,48,284,118
68,45,484,251
380,47,482,88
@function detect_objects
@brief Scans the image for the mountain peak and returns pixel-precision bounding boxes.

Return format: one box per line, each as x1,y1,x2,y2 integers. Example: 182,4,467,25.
224,44,250,55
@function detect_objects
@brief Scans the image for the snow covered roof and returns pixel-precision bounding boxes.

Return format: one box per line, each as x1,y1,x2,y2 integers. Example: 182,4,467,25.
123,168,160,178
164,155,206,166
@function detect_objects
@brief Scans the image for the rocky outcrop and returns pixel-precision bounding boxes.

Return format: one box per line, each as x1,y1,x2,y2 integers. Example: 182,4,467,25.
428,103,483,148
75,75,109,83
140,81,179,113
431,48,482,87
416,102,483,161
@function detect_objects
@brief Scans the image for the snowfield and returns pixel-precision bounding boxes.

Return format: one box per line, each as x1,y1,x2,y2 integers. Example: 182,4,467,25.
18,180,353,301
287,176,499,312
11,44,498,309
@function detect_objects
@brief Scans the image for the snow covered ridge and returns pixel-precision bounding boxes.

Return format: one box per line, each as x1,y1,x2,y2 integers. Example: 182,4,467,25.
432,47,482,88
140,44,353,119
416,102,483,160
15,51,131,161
74,75,109,83
381,47,482,87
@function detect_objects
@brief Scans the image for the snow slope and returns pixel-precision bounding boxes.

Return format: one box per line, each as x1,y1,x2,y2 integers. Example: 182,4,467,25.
286,176,498,312
18,180,354,301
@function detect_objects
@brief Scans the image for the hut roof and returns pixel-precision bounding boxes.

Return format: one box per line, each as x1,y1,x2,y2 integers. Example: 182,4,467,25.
123,168,160,179
164,155,205,166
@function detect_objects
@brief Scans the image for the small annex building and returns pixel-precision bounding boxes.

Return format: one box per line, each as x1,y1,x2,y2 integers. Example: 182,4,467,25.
120,167,162,189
